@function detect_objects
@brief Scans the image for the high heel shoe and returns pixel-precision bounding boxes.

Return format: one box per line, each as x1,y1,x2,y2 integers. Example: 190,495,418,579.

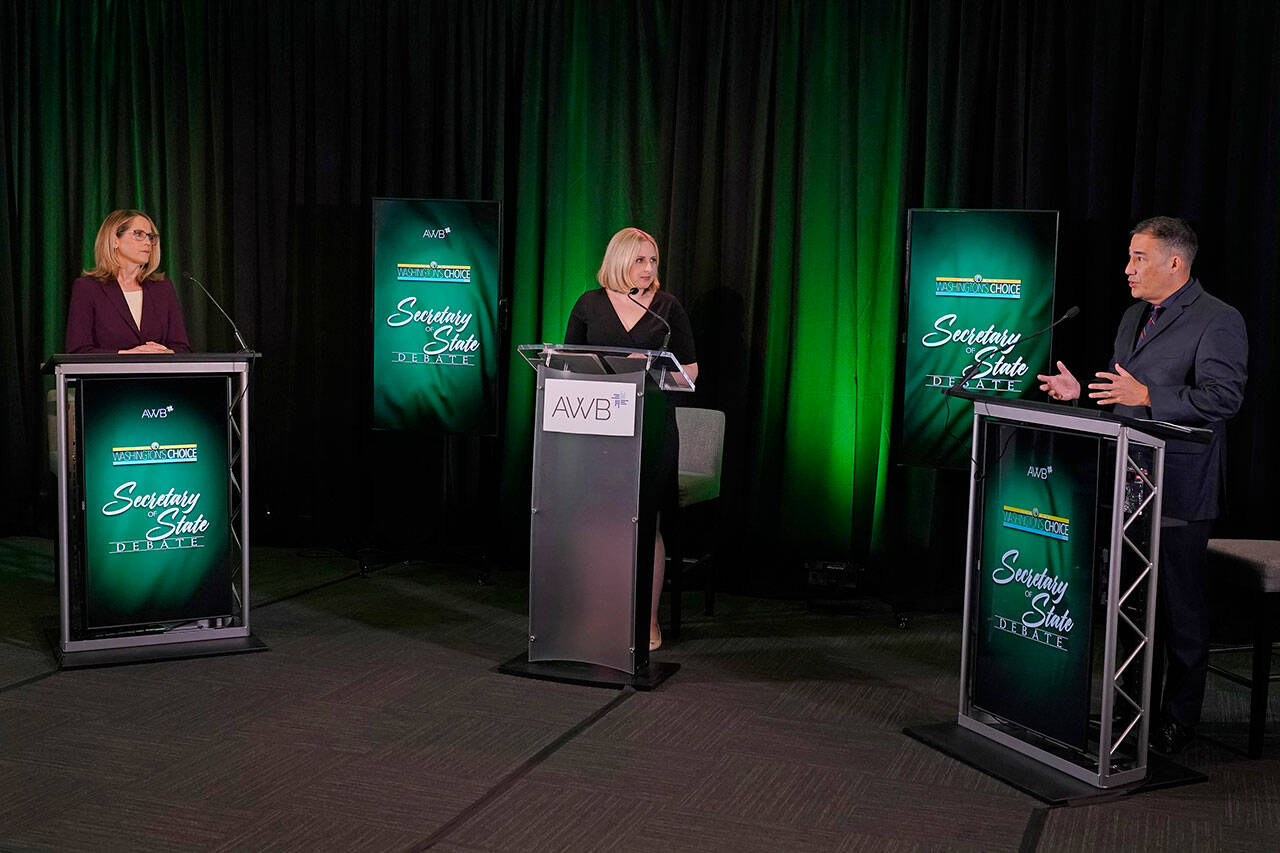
649,626,662,652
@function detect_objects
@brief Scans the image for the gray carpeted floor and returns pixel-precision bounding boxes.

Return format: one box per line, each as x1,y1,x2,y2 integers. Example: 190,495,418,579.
0,537,1275,852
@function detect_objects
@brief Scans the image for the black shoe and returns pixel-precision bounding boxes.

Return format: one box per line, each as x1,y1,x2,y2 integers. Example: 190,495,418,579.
1150,717,1195,755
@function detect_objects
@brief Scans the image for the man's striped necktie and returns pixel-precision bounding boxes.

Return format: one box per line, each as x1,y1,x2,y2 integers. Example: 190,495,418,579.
1138,304,1163,343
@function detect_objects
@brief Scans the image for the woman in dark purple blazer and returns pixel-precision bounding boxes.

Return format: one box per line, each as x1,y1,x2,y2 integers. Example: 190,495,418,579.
65,209,191,354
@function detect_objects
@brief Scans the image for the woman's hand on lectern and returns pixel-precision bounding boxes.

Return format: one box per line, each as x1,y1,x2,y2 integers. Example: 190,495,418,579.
118,341,175,354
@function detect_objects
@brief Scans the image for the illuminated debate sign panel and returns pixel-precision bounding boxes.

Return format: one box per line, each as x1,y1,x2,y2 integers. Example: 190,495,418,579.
972,423,1099,751
371,198,502,434
900,209,1059,469
79,375,233,630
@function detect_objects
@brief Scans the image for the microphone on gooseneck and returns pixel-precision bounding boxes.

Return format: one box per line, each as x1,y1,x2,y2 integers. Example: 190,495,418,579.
1023,305,1079,345
627,287,672,350
943,305,1080,397
183,272,251,352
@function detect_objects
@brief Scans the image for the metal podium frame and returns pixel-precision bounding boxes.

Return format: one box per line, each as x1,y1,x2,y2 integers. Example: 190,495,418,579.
957,395,1166,789
502,343,693,688
44,354,262,665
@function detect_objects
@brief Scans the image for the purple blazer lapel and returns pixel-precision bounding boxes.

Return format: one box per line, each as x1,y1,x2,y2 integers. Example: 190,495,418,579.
139,280,164,339
101,278,142,336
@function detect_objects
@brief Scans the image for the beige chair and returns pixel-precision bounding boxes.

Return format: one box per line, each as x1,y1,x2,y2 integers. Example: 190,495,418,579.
668,407,725,640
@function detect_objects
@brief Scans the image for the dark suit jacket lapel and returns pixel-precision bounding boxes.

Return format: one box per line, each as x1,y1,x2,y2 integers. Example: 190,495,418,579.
1114,304,1142,364
1133,278,1201,358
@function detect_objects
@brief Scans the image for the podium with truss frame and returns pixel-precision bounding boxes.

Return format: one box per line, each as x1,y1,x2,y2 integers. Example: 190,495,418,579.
951,392,1178,789
43,353,265,668
908,391,1216,800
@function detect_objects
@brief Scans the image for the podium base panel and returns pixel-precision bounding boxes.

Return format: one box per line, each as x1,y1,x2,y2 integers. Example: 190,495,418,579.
497,653,679,691
50,629,269,670
904,722,1205,806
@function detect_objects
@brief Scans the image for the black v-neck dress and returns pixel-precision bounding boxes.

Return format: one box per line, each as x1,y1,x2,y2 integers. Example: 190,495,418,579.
564,288,697,365
564,287,697,523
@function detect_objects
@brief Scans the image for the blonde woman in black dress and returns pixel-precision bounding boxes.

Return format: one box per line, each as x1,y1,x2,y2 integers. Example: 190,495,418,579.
565,227,698,652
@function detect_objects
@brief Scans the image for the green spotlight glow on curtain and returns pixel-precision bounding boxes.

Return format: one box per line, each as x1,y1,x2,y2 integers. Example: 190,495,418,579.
750,1,906,557
500,1,668,525
500,1,906,559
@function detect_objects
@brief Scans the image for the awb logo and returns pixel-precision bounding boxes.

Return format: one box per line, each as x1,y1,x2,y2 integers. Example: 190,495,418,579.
1027,465,1053,480
543,378,636,436
142,405,175,419
552,396,618,421
422,227,452,239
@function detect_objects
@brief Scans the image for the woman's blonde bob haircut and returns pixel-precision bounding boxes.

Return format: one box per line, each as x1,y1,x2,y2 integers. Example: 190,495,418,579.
596,227,660,294
84,209,164,282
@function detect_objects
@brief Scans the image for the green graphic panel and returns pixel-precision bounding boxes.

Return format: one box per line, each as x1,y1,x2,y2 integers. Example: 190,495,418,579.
80,377,232,629
974,424,1098,750
902,210,1059,468
372,198,501,433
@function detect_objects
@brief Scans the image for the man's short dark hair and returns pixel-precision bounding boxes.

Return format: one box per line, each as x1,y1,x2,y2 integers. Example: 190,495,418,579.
1131,216,1198,266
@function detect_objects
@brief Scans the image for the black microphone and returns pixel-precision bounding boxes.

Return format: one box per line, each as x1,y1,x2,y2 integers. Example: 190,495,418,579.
944,305,1079,397
1024,305,1079,344
627,287,672,350
183,272,251,352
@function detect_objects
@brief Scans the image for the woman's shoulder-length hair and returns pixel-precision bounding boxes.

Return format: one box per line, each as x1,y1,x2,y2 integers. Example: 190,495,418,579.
596,227,660,294
83,209,165,282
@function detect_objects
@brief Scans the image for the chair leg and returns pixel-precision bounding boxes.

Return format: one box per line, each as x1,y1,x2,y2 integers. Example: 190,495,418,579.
1249,592,1277,758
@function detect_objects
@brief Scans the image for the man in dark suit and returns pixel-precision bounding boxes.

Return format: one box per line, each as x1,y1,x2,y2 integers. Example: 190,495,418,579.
1036,216,1248,754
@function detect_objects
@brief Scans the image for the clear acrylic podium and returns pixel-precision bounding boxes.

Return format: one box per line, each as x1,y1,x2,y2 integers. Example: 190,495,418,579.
42,353,266,668
908,390,1210,799
500,344,694,690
